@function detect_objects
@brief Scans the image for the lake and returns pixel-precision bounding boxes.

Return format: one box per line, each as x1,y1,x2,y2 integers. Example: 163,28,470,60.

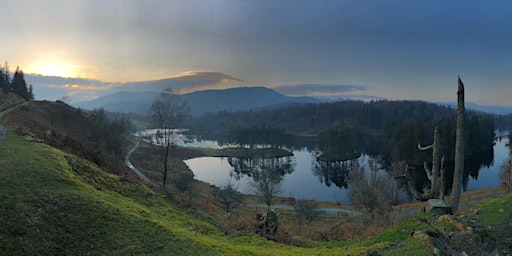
182,134,510,204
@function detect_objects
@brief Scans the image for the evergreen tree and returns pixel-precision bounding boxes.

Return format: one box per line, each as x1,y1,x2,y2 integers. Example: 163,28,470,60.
29,84,34,100
12,67,31,101
0,63,10,92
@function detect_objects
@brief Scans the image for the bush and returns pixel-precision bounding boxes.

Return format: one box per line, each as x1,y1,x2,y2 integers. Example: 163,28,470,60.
213,183,245,215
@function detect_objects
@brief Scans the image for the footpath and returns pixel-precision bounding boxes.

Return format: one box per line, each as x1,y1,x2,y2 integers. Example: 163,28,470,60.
0,103,25,142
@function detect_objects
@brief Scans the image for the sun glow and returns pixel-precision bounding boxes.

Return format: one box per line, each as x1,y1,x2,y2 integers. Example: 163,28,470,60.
28,60,92,79
38,65,76,77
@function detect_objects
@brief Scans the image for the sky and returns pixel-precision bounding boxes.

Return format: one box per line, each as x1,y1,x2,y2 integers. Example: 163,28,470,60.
1,0,511,106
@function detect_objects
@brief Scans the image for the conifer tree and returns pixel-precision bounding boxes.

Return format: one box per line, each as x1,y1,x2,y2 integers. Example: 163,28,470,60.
12,67,31,101
29,84,34,100
0,63,10,92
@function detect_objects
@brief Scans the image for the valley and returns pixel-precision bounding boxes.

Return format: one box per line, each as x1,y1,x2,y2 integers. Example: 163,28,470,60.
1,93,511,255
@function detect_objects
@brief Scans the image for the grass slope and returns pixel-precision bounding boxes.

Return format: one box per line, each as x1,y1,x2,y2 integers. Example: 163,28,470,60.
0,126,436,255
1,124,509,255
0,128,336,255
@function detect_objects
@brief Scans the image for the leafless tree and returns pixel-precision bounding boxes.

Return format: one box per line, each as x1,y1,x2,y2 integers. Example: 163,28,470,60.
291,199,319,232
249,159,285,209
148,89,190,188
348,158,392,223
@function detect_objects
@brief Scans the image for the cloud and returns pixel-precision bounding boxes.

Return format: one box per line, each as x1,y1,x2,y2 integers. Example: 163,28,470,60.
270,84,367,98
116,71,245,93
26,71,244,102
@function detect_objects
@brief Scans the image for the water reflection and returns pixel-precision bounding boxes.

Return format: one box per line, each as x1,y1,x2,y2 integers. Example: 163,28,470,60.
180,133,509,203
313,158,358,189
227,157,295,180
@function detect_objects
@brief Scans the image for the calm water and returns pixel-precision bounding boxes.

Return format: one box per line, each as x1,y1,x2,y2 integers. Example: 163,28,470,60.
183,136,510,204
466,136,509,189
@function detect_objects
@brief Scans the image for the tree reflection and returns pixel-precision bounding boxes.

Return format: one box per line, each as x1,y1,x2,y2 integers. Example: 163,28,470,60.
227,157,295,180
227,156,295,208
313,158,358,189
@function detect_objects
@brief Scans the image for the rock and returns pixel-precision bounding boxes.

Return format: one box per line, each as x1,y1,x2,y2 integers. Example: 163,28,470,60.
438,214,465,232
424,199,452,214
366,249,381,256
413,231,431,243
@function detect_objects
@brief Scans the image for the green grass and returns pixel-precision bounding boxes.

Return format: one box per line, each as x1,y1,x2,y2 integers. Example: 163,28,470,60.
473,193,512,226
0,126,471,255
0,127,334,255
470,193,512,254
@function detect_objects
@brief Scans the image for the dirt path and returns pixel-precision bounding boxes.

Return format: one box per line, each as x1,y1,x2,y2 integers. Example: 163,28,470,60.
0,102,28,141
124,140,153,184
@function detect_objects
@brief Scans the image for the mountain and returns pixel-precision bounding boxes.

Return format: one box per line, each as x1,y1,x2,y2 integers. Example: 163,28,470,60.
74,91,159,114
74,87,320,115
184,87,320,115
437,102,512,115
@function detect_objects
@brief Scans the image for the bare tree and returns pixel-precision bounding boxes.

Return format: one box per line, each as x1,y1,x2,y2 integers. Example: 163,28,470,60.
248,159,287,209
148,89,190,188
389,161,409,205
418,126,441,199
349,158,392,223
451,76,466,212
291,199,319,232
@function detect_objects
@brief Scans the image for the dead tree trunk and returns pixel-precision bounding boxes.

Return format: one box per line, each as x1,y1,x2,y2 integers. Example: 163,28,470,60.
403,164,431,201
451,76,465,212
418,126,441,199
439,155,446,200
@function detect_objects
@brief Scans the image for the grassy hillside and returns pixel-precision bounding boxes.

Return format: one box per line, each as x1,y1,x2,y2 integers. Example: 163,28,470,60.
0,91,25,111
1,100,509,255
0,128,277,255
0,125,445,255
2,101,134,177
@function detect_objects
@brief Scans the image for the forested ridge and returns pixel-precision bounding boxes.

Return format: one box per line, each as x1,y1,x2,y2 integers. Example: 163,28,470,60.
187,100,464,137
186,100,497,176
186,98,501,202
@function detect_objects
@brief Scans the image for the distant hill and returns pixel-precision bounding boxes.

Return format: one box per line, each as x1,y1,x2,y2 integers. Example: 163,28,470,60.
74,87,320,115
73,91,159,114
437,102,512,115
184,87,320,115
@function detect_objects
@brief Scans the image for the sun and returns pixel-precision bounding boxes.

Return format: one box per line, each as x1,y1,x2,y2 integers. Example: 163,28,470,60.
38,64,77,78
